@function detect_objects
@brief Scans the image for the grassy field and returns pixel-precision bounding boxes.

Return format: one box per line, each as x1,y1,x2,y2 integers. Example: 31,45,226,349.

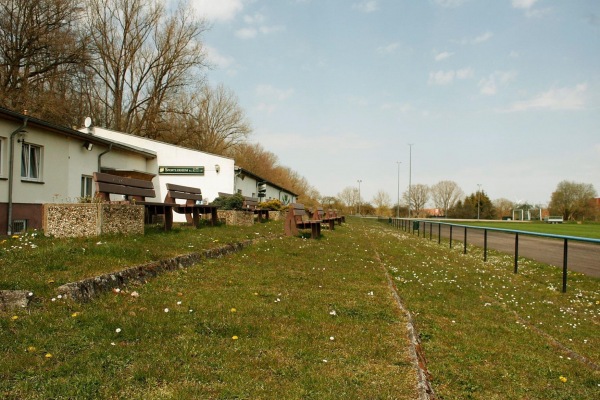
1,219,599,399
443,220,600,239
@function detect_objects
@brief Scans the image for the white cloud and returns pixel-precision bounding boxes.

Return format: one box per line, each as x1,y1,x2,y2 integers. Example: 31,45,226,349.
428,70,455,86
235,28,257,39
428,68,473,85
478,71,517,95
511,0,538,10
434,0,468,7
377,42,400,54
256,84,294,101
189,0,244,22
353,1,379,13
434,51,453,61
204,46,234,69
472,31,493,44
236,11,285,40
505,83,588,112
455,67,474,79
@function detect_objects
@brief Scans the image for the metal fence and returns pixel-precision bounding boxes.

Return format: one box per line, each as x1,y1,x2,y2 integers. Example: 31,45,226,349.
384,218,600,293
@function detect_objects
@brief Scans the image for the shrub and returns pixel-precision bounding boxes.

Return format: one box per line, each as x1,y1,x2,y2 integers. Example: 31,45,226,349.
258,199,283,211
211,194,245,210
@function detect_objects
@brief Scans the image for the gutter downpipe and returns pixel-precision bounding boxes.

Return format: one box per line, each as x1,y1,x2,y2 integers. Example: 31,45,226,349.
97,143,112,173
7,117,29,236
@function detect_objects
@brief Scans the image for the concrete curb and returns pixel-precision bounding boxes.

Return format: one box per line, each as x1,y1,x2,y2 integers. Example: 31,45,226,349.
57,237,263,302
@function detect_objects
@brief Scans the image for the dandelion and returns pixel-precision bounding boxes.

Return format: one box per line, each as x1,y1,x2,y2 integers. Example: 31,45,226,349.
11,315,19,321
232,336,239,340
27,346,36,353
559,376,567,383
45,353,53,359
71,312,80,318
230,308,237,313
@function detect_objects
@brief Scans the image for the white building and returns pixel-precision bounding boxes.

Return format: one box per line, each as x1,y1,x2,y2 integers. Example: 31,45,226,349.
86,127,235,209
234,167,297,204
1,108,156,235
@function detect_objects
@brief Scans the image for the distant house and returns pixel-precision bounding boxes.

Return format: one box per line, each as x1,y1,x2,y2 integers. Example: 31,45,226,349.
234,167,297,205
0,108,156,235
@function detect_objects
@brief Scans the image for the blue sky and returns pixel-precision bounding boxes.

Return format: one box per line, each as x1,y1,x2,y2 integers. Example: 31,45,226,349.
189,0,599,206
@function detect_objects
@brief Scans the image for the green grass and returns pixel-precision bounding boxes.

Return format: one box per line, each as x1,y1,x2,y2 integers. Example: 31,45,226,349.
448,220,600,239
1,219,599,399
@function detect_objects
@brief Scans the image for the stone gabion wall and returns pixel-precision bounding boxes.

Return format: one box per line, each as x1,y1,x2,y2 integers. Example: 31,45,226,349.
101,204,144,235
217,210,254,226
43,203,144,238
43,204,100,238
267,210,287,221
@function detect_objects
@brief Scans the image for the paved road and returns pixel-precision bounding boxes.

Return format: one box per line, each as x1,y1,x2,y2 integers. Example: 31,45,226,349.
411,222,600,278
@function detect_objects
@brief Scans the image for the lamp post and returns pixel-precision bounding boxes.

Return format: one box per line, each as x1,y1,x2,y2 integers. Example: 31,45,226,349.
408,144,413,218
396,161,401,218
477,183,482,220
357,179,362,215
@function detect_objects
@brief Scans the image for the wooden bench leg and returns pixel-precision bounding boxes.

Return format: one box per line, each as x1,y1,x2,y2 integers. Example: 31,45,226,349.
164,207,173,231
311,223,320,239
192,209,199,227
328,220,335,230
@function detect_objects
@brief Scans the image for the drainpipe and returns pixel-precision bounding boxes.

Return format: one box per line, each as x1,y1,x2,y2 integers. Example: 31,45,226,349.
97,143,112,172
7,117,29,236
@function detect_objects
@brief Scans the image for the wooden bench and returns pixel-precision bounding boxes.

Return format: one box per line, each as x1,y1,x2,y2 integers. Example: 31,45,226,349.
312,207,336,230
218,192,269,221
165,183,218,226
93,172,173,231
327,209,345,225
284,203,322,239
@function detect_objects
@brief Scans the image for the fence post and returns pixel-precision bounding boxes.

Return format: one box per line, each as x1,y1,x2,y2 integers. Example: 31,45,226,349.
464,227,468,254
484,229,488,262
562,239,568,293
429,223,432,240
514,233,519,273
438,223,441,244
449,225,453,248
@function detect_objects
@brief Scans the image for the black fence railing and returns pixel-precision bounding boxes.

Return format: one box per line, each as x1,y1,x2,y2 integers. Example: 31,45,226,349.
383,218,600,293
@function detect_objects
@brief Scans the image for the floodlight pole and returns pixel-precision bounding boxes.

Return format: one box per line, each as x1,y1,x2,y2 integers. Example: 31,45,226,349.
357,179,362,215
408,144,413,218
477,183,482,220
396,161,401,218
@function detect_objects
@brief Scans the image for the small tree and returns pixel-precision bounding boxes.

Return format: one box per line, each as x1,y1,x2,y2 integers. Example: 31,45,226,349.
549,180,597,221
403,184,429,217
430,181,463,217
372,190,392,217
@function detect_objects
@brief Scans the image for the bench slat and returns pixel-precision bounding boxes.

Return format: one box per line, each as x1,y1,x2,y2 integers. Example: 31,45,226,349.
96,181,156,198
166,183,203,195
93,172,154,189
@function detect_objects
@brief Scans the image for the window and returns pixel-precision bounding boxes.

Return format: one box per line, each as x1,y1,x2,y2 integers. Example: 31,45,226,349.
0,136,4,177
81,175,93,198
21,143,42,181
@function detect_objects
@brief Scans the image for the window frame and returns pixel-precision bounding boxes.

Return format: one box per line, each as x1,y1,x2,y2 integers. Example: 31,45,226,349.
81,175,94,198
20,142,43,182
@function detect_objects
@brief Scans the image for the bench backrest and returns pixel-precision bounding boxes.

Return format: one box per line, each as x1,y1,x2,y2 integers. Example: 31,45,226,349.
289,203,309,223
312,207,325,220
165,183,203,205
93,172,155,202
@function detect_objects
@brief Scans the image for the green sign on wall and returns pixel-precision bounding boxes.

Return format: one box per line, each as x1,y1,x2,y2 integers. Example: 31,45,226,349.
158,166,204,175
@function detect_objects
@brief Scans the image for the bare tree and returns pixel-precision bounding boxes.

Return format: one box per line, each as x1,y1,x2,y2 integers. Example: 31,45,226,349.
372,190,392,216
178,84,251,154
430,180,463,217
338,186,359,214
0,0,87,123
549,180,597,221
493,198,514,219
84,0,208,137
404,184,429,216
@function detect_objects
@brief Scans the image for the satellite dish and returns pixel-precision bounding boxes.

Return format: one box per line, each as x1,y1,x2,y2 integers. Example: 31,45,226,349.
84,117,92,128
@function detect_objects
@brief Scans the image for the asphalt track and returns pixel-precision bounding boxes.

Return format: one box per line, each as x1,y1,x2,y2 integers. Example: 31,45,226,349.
411,222,600,279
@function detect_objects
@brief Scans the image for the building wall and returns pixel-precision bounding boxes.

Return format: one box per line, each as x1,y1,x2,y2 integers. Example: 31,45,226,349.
89,128,235,204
